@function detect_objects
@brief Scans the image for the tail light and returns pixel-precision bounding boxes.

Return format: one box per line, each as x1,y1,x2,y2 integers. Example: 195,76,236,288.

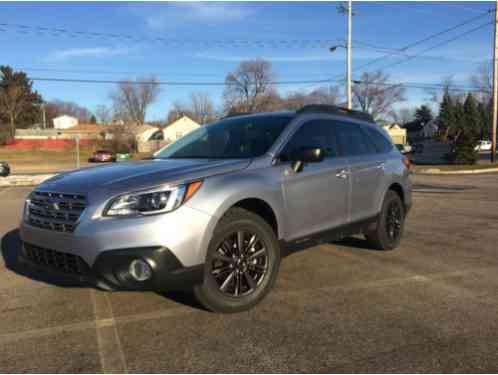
402,156,411,170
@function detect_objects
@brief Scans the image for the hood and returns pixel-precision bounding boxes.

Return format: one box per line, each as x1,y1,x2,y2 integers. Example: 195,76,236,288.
38,158,251,194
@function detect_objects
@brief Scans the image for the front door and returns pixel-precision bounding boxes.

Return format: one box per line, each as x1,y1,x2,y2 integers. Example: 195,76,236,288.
280,119,349,240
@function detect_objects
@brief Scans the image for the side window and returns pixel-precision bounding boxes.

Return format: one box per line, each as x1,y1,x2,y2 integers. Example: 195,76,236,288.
335,122,374,156
281,120,338,160
365,127,393,154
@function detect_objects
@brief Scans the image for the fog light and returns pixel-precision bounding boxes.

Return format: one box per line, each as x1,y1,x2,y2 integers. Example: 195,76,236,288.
129,259,152,281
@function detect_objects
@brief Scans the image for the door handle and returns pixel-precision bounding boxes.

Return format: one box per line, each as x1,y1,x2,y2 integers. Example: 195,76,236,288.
335,169,349,179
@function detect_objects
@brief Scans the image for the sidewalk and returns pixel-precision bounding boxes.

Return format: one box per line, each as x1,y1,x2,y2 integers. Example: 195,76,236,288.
0,174,55,187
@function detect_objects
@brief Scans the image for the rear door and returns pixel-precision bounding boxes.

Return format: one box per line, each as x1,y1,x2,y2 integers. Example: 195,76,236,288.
335,122,385,222
280,119,349,240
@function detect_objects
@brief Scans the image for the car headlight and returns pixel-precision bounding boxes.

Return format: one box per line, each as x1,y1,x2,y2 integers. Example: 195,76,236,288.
104,180,202,217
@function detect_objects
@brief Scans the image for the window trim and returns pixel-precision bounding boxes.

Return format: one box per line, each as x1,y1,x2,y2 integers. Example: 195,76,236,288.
334,120,378,157
277,118,342,162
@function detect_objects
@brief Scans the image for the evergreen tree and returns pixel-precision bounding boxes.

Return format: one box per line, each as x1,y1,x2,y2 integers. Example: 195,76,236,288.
483,98,492,140
414,104,433,125
437,89,454,141
450,94,479,164
477,101,490,139
0,66,42,136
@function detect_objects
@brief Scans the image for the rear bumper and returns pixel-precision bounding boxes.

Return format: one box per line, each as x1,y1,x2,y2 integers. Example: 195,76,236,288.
19,242,204,291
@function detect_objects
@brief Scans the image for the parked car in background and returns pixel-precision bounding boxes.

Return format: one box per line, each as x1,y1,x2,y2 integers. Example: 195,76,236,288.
0,161,10,177
475,140,492,152
404,143,413,154
395,143,412,154
412,143,424,154
20,105,412,313
88,150,116,163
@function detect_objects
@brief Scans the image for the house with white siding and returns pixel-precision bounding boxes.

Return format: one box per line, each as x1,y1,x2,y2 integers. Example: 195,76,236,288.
53,115,78,130
163,116,200,142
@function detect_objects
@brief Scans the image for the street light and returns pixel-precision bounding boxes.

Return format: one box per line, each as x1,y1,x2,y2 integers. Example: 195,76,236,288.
329,44,352,109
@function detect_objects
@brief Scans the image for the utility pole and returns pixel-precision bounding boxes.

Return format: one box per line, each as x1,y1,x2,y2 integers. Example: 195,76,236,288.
337,1,353,109
75,135,80,169
41,103,46,129
492,0,498,163
347,0,352,110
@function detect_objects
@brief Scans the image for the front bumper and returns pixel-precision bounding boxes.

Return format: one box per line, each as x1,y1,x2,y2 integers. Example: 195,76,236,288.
19,243,204,291
20,204,216,267
19,204,217,291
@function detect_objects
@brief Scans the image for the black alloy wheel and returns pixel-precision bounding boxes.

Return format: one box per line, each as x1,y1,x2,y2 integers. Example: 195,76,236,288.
385,201,402,242
194,207,281,313
210,230,268,297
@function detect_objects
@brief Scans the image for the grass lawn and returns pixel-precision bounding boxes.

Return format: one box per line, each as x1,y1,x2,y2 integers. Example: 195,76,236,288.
0,147,95,174
0,147,154,174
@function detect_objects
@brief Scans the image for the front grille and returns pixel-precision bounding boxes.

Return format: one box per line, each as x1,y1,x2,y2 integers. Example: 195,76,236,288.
27,191,86,233
23,243,89,275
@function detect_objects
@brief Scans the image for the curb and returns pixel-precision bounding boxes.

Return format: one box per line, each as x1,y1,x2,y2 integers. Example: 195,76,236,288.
0,174,55,187
414,167,498,175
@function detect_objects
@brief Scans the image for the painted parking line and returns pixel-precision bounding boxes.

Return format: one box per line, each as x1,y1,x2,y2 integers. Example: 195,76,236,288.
91,290,128,373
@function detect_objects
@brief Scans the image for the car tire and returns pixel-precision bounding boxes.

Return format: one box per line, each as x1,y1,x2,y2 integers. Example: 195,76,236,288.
193,207,281,313
365,190,405,251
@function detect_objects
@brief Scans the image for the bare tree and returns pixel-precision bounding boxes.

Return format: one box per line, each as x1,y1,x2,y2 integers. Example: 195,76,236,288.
45,100,93,127
95,104,112,124
166,101,194,124
393,107,415,124
223,58,276,113
470,61,492,103
352,70,406,120
110,77,160,124
425,75,466,105
284,86,339,110
189,92,216,124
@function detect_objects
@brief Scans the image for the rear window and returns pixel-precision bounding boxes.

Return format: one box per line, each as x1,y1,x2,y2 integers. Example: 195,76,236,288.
335,123,375,156
365,127,393,154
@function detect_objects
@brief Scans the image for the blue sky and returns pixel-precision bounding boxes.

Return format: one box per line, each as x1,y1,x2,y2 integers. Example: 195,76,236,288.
0,1,494,121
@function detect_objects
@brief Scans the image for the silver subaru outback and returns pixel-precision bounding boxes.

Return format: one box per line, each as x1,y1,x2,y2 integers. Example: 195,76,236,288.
20,105,412,313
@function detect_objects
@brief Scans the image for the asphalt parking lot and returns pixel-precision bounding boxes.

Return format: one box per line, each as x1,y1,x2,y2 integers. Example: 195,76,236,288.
1,174,498,373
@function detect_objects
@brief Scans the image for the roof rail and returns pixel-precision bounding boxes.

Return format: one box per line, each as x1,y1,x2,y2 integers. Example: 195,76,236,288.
222,112,253,119
297,105,374,122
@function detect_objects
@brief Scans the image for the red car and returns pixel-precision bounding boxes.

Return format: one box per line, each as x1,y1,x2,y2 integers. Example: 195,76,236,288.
88,150,116,163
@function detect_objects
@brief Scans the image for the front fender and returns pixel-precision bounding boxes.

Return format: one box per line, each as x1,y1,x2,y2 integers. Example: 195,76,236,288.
184,168,286,262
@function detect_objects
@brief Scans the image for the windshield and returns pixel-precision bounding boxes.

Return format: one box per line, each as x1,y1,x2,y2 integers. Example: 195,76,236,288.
155,115,292,159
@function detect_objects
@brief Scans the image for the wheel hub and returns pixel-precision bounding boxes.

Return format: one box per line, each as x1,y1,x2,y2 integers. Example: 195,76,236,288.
210,230,268,297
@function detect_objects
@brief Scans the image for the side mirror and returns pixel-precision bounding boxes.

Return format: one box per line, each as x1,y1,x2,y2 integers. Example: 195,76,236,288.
289,147,324,173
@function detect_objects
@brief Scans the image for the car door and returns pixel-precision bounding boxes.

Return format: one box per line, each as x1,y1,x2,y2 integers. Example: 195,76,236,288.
279,119,349,240
335,122,384,222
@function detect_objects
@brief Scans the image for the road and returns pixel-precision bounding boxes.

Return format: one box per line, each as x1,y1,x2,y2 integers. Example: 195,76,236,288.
1,174,498,372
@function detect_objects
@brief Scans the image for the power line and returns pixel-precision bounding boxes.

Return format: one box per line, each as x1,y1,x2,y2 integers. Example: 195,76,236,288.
352,10,493,74
352,79,487,93
371,21,493,73
29,77,335,86
28,75,488,94
0,21,414,55
0,22,337,49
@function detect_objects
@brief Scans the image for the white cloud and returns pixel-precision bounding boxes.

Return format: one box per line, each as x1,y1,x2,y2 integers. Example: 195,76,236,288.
48,47,130,61
145,3,249,30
